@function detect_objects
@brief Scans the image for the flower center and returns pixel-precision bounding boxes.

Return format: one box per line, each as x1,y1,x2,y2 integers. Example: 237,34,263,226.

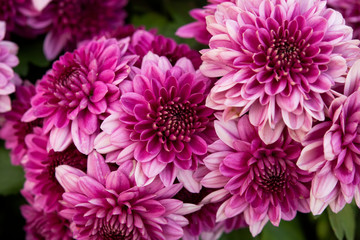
98,218,134,240
254,155,288,193
14,119,43,147
266,23,307,76
57,66,80,88
47,145,87,183
154,101,198,143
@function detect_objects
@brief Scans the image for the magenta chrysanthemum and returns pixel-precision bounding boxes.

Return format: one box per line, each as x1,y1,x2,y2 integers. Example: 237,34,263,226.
0,21,19,112
298,60,360,214
201,115,312,236
95,52,215,187
328,0,360,39
22,37,135,154
0,83,41,165
21,182,72,240
28,0,128,59
126,29,202,69
201,0,360,143
0,0,38,37
24,131,87,212
55,151,188,240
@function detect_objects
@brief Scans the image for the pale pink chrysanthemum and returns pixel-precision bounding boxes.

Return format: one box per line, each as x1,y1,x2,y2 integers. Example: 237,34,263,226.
20,181,72,240
55,151,188,240
0,21,19,112
0,83,42,166
24,130,87,212
94,52,215,188
27,0,128,60
327,0,360,39
298,60,360,214
176,0,234,45
22,37,135,154
201,115,312,236
201,0,360,144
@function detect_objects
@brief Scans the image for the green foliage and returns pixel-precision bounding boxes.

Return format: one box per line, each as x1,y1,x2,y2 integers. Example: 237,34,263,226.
0,148,25,196
129,0,203,49
14,36,50,77
328,205,356,240
261,218,306,240
219,227,257,240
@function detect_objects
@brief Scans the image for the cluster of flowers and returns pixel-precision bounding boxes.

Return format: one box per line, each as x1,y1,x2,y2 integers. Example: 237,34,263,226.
1,0,360,239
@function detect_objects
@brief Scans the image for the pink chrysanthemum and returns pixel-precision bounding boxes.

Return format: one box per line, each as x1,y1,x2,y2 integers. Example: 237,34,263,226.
126,29,202,69
0,0,39,37
173,165,246,240
0,83,41,166
22,37,135,154
94,52,215,187
20,181,72,240
176,0,234,45
201,115,312,236
0,21,19,112
298,60,360,214
55,151,188,240
176,187,246,240
28,0,128,59
328,0,360,39
24,130,87,212
201,0,360,143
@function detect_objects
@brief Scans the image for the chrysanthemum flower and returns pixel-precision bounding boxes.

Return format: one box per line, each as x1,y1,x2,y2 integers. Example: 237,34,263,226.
176,0,234,45
201,0,360,143
298,60,360,214
0,0,39,37
127,29,202,69
55,151,188,240
327,0,360,39
0,83,41,166
20,180,72,240
94,52,215,187
201,115,312,236
22,37,135,154
0,21,19,112
28,0,128,59
176,187,246,240
24,130,87,212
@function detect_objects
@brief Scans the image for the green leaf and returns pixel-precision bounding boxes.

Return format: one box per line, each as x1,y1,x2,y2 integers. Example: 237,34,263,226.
328,205,355,240
261,218,306,240
219,227,258,240
0,147,25,195
13,37,50,77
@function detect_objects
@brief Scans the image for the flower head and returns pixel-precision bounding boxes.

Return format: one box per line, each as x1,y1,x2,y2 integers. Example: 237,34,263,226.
28,0,128,59
24,130,87,212
327,0,360,39
95,52,215,187
20,181,72,240
201,115,312,236
126,30,202,69
0,83,41,165
0,0,39,37
298,60,360,214
22,37,134,154
201,0,360,143
0,21,19,112
55,151,188,240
